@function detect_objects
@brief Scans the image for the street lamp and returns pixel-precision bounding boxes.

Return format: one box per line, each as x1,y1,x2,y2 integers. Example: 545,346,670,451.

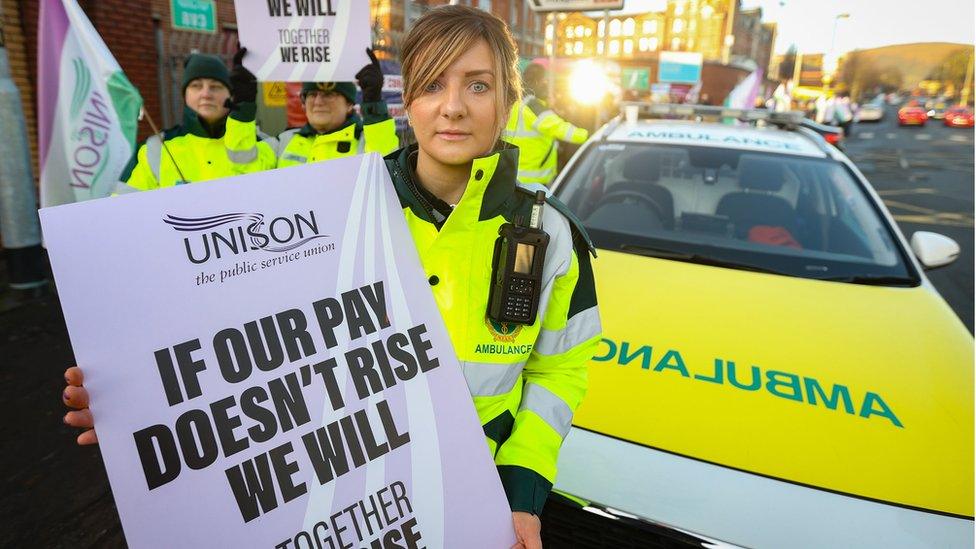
824,13,850,90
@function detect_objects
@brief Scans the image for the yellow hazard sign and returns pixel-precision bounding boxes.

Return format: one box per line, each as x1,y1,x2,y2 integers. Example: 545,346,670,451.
262,82,287,107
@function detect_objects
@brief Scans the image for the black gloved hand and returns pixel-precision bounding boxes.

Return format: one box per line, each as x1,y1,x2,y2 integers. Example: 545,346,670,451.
355,48,384,103
229,46,257,105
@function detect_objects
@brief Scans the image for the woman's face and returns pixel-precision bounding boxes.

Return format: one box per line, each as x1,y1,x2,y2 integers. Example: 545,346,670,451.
407,39,500,169
184,78,231,125
304,90,353,133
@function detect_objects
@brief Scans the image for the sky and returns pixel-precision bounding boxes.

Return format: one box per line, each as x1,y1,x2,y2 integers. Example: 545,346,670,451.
609,0,975,55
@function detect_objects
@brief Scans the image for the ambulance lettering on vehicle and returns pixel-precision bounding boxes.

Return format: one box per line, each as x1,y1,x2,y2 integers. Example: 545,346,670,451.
625,130,804,152
593,338,903,428
609,121,825,157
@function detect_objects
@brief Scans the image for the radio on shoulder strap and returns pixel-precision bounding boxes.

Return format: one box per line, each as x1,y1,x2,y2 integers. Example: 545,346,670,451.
487,191,550,325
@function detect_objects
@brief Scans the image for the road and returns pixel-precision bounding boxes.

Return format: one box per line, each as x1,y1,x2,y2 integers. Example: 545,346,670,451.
845,104,974,332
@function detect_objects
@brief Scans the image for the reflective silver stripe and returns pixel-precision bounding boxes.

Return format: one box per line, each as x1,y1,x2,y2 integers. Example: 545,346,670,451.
518,167,555,179
282,153,307,164
146,135,162,182
532,110,557,131
276,128,301,158
520,382,573,438
534,306,601,356
357,136,366,154
504,129,537,139
226,147,258,165
563,125,578,141
462,360,526,397
112,181,140,195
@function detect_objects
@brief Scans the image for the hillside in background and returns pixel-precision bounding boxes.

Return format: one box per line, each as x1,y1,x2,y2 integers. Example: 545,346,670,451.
847,42,973,87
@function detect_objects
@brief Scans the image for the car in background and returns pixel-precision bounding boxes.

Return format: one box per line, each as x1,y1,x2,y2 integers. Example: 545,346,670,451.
856,99,885,122
541,103,973,549
944,106,974,128
800,117,844,149
927,101,948,120
898,104,928,126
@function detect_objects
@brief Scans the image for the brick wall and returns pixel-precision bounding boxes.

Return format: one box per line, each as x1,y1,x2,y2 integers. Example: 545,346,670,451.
2,0,38,174
10,0,241,184
17,0,160,166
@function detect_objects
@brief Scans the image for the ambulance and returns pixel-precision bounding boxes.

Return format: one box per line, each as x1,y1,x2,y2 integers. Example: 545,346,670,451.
545,104,974,548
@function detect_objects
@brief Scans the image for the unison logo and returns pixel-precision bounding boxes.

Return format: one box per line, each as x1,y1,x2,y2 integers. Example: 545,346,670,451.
164,211,329,264
69,59,113,191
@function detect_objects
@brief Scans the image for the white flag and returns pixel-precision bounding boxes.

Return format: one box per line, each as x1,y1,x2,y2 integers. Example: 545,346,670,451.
38,0,143,207
724,68,764,110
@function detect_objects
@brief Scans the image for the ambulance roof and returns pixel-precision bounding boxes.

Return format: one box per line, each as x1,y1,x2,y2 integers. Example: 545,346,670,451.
604,120,828,158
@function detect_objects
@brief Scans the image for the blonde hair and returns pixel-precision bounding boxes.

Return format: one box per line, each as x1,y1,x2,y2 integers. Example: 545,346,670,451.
400,5,521,137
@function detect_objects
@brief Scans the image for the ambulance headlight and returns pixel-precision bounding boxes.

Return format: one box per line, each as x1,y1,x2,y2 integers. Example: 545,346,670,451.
569,60,607,105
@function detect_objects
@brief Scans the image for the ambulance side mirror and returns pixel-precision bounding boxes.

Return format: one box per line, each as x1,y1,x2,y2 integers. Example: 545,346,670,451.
910,231,959,270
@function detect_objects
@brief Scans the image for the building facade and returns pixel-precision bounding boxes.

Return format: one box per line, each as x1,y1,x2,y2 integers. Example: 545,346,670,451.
544,0,775,74
731,7,776,73
372,0,547,60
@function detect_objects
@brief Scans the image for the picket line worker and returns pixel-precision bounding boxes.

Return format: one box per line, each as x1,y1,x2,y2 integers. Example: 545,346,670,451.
64,7,600,549
501,63,588,186
115,49,276,192
274,49,399,168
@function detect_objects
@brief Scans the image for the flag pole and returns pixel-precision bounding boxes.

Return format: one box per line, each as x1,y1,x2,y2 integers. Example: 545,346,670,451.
140,107,190,184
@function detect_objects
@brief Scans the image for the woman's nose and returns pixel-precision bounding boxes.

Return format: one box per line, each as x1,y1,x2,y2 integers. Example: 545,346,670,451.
440,84,465,119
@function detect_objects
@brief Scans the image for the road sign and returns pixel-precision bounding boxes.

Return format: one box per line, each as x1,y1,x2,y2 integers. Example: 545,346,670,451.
528,0,624,12
170,0,216,33
658,51,702,84
262,82,287,107
622,68,650,91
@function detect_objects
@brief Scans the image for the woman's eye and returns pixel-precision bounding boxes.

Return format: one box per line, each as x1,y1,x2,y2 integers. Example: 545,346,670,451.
424,81,442,93
471,82,489,93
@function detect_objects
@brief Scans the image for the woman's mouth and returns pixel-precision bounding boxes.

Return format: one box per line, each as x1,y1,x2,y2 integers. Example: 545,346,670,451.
436,130,470,141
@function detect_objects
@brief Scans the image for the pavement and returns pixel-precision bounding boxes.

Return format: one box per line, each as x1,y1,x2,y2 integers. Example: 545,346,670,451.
844,105,974,332
0,103,972,548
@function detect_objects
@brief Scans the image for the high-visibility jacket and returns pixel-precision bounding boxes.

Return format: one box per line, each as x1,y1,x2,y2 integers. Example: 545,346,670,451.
502,95,589,186
116,104,276,192
384,143,601,515
274,102,399,168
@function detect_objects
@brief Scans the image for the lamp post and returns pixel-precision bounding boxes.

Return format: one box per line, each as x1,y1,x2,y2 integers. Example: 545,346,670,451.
722,0,736,65
825,13,850,92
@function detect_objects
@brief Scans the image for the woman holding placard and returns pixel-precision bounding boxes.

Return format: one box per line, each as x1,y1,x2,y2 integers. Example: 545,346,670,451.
65,6,600,548
273,49,400,167
114,49,277,192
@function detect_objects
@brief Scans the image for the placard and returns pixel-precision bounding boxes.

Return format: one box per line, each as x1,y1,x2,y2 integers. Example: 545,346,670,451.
41,154,515,548
233,0,370,82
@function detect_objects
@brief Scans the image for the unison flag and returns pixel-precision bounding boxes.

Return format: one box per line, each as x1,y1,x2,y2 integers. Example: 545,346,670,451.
38,0,143,207
724,68,764,111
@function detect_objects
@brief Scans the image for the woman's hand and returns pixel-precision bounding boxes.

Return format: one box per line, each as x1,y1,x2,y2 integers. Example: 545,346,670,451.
511,511,542,549
63,366,98,445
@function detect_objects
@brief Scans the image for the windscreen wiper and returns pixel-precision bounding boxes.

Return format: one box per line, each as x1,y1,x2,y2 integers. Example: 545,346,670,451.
817,274,917,287
618,244,791,276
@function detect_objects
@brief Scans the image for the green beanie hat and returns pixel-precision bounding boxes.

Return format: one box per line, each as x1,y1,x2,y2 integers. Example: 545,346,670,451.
300,82,357,104
181,54,231,93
